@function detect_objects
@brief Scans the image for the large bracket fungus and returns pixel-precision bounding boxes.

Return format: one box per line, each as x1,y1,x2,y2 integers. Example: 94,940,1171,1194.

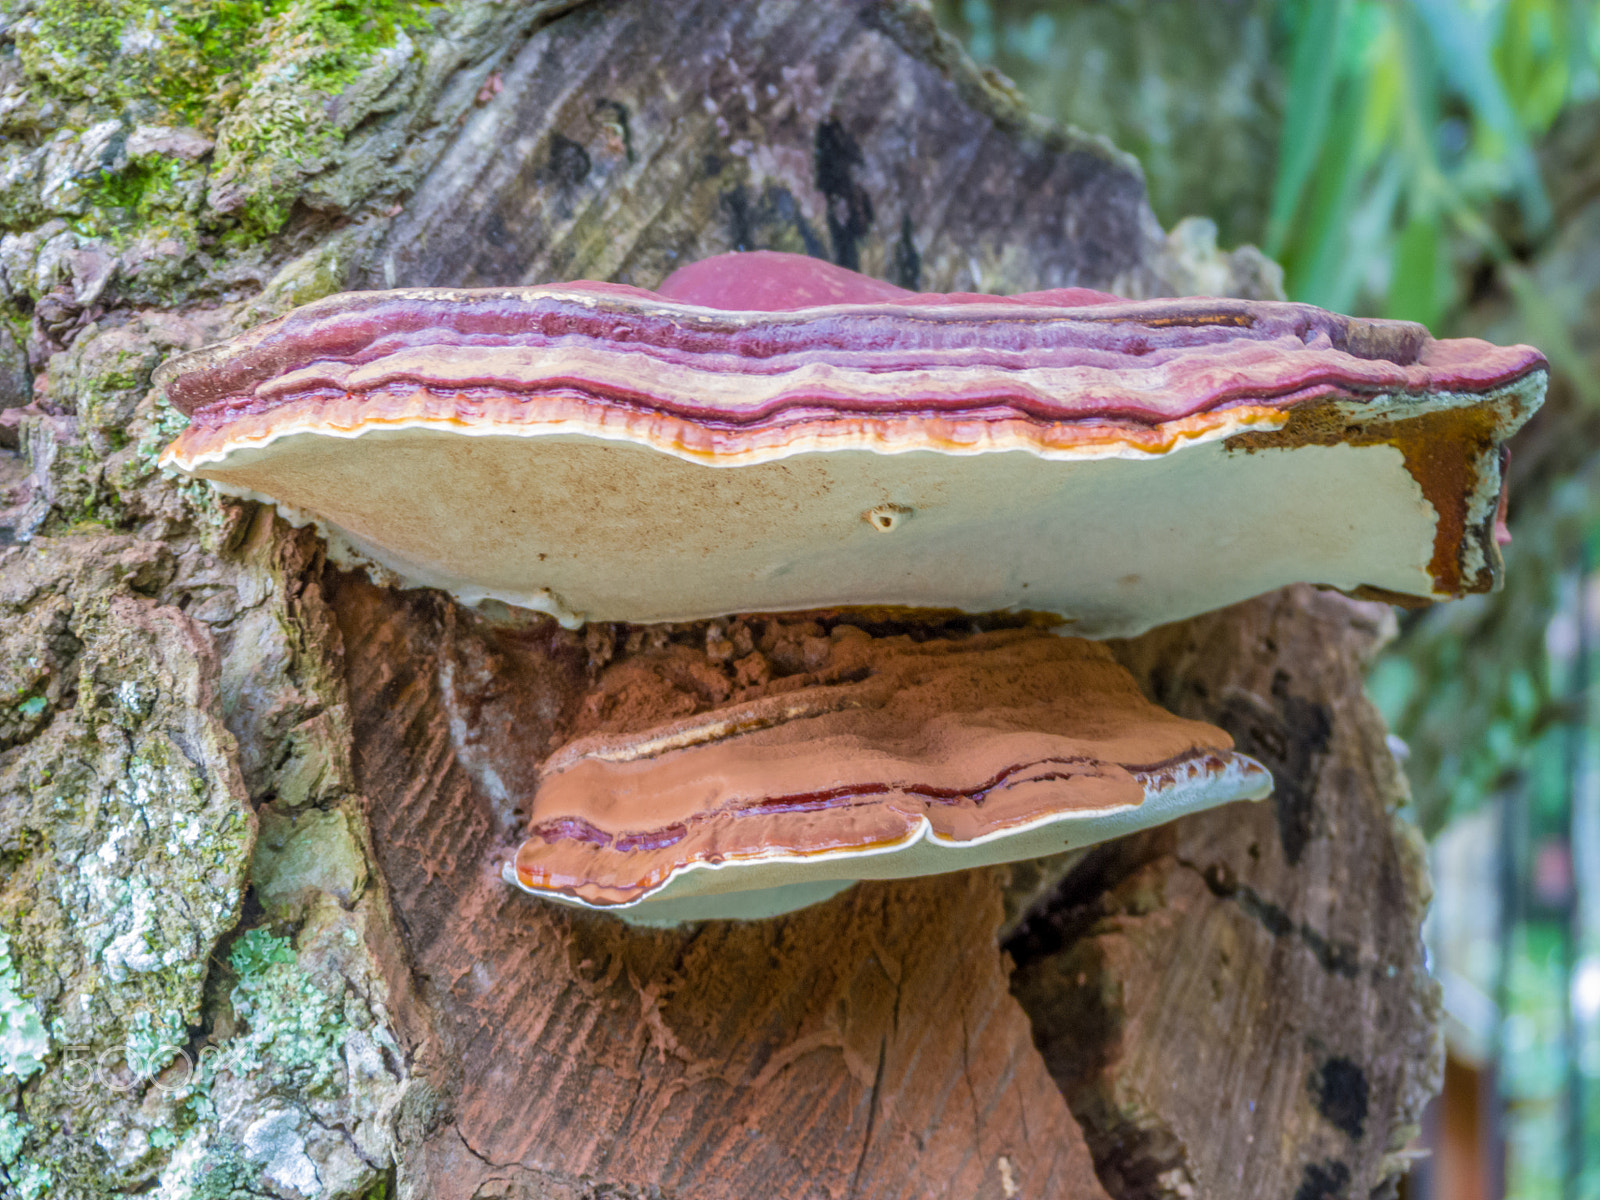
156,251,1544,922
158,250,1544,635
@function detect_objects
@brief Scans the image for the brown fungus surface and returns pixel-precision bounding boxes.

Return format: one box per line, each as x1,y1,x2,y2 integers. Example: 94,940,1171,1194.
497,621,1269,923
157,251,1546,636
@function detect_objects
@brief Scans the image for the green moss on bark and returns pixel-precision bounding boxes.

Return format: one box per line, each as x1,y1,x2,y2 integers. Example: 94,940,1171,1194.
16,0,438,131
7,0,442,253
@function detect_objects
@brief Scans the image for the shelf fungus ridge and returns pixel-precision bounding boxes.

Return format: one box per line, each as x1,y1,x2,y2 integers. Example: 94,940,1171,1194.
504,626,1272,924
156,251,1545,636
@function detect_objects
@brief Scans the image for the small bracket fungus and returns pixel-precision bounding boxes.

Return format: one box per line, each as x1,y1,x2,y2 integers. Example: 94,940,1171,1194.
504,625,1270,924
155,251,1545,636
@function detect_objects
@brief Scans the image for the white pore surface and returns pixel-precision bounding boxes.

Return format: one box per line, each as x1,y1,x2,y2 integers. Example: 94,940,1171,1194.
191,427,1440,636
504,748,1272,924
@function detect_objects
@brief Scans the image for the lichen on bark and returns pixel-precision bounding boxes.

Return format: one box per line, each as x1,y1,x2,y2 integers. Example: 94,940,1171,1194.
0,538,256,1194
0,1,586,1189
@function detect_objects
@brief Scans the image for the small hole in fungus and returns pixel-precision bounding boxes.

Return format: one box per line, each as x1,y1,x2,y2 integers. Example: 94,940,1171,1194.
866,504,910,532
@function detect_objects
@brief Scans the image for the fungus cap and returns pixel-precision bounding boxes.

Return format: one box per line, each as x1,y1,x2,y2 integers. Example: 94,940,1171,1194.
504,626,1271,924
157,250,1545,636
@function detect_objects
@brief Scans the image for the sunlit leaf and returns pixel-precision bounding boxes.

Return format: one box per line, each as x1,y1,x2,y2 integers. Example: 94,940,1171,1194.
1494,0,1574,132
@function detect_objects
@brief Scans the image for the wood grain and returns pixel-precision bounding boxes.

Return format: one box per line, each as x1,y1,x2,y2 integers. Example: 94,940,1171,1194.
362,0,1168,298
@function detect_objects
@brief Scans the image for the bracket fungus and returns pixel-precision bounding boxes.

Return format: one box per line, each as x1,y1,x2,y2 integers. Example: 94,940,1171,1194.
155,250,1544,922
507,623,1270,924
157,250,1544,635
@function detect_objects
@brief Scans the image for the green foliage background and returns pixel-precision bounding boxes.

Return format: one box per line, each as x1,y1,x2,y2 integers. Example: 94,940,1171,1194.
935,2,1600,1194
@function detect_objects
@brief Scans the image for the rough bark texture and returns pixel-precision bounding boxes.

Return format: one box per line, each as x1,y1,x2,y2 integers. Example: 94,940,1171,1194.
356,0,1276,298
0,2,1436,1198
1011,587,1441,1199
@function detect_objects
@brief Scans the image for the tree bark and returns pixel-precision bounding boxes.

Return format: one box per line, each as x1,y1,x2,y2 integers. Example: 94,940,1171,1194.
0,3,1436,1198
1014,587,1440,1198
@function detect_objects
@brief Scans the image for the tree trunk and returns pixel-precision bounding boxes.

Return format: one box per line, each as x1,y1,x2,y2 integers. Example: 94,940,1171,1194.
0,3,1436,1198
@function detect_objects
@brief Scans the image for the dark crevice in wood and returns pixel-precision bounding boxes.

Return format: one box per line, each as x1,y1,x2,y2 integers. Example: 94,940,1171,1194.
1182,855,1363,979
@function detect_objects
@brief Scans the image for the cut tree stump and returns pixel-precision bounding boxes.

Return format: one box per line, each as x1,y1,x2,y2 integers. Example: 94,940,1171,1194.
334,579,1110,1198
0,2,1437,1197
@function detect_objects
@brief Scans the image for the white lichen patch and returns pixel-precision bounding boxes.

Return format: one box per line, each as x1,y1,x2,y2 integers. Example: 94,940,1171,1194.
241,1108,322,1197
150,1128,260,1200
53,735,252,1038
215,930,353,1097
123,1008,187,1080
153,929,404,1200
0,1111,27,1162
0,935,49,1081
0,1109,50,1199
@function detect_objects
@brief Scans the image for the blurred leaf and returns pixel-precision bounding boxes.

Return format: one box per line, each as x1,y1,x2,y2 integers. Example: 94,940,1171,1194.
1265,0,1351,256
959,0,997,61
1412,0,1553,229
1005,10,1056,63
1495,0,1575,132
1502,262,1600,406
1388,211,1444,328
1281,70,1367,306
1395,0,1444,158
